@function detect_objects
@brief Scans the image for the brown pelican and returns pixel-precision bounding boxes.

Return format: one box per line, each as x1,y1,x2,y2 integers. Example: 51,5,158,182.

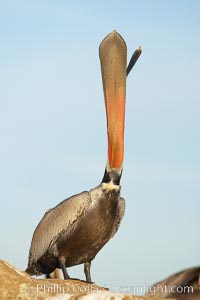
145,267,200,300
26,31,141,282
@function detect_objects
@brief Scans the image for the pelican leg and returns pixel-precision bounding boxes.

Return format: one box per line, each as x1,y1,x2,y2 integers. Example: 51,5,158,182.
84,261,92,283
59,256,70,280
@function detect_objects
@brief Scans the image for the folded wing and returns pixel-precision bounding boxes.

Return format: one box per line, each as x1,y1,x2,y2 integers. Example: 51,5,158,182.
28,191,91,265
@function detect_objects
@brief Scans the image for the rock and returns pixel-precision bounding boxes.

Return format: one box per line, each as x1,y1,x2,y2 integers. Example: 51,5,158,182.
0,259,165,300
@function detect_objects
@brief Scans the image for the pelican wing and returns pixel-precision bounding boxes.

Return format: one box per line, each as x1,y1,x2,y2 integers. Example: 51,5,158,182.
28,191,91,264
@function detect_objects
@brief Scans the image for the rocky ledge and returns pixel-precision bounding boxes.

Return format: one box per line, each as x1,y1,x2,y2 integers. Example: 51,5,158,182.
0,259,168,300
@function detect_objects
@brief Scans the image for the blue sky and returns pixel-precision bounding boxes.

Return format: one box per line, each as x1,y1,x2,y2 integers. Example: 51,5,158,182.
0,0,199,293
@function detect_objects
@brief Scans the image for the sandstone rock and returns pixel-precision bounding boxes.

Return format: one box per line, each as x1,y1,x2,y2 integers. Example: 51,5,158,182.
0,259,165,300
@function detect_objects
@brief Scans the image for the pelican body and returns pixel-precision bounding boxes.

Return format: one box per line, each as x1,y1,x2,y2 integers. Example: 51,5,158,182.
146,266,200,300
26,31,141,282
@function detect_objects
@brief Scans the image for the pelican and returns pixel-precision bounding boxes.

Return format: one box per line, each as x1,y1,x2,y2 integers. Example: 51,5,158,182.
26,31,141,282
146,266,200,299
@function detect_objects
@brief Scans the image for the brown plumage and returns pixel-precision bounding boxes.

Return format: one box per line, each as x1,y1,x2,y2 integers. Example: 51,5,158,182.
146,266,200,299
26,31,141,282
